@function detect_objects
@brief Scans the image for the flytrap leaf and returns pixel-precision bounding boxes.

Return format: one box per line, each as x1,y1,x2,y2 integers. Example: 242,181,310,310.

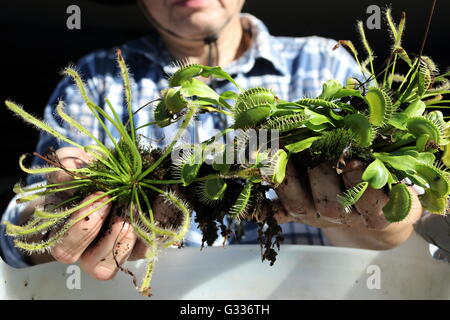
262,113,310,133
162,87,188,114
233,106,272,129
382,184,412,223
337,182,369,211
414,164,450,198
168,63,203,87
406,117,442,145
262,149,288,186
233,87,278,128
229,182,253,221
362,159,389,189
343,113,373,147
318,79,363,100
153,101,173,127
198,178,227,205
285,136,321,154
419,189,448,214
365,87,395,126
172,149,203,186
401,100,426,118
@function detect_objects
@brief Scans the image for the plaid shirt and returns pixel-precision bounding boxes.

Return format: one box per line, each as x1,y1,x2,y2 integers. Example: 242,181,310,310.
1,13,361,268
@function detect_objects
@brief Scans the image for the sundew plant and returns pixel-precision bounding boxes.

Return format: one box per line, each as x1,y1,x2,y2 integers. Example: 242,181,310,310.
4,8,450,297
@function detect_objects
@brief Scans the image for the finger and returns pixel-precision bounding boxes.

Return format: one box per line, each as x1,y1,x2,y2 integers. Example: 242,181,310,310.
50,192,111,264
275,160,316,217
258,199,345,228
80,212,136,281
128,238,150,261
308,163,346,223
47,147,91,185
342,159,390,230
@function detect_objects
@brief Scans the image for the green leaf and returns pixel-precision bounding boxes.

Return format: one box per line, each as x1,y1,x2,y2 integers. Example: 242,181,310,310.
267,149,288,185
153,101,172,127
401,100,426,118
229,182,253,221
303,108,334,132
180,78,220,102
319,79,362,100
199,178,227,205
172,151,203,186
373,153,418,174
415,134,430,151
419,189,448,214
235,87,276,111
220,91,239,100
365,87,394,126
168,64,203,87
362,159,389,189
406,117,442,145
415,164,450,197
262,112,310,133
387,114,408,130
343,113,373,147
383,184,412,222
201,66,242,90
337,182,369,208
162,88,188,114
233,106,272,129
285,136,321,153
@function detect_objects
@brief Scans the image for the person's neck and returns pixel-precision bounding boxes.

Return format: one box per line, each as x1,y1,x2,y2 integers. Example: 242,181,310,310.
160,15,246,68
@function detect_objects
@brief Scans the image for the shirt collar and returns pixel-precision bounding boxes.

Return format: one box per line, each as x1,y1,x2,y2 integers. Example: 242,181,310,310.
122,13,288,77
225,13,288,76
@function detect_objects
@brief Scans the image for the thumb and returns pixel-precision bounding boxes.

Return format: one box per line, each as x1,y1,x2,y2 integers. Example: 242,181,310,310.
47,147,91,184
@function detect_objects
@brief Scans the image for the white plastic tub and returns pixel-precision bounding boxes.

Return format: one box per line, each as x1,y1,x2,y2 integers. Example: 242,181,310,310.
0,232,449,299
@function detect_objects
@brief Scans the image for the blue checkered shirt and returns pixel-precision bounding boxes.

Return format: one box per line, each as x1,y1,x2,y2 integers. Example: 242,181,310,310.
1,13,361,268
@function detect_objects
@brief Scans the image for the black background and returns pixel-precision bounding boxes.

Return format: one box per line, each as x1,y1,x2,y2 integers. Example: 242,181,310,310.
1,0,449,212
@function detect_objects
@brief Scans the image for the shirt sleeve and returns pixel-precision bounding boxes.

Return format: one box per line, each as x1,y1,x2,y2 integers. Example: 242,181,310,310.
0,53,104,268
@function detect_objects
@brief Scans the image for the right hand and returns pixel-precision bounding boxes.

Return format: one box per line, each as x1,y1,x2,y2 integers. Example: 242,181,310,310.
27,147,151,280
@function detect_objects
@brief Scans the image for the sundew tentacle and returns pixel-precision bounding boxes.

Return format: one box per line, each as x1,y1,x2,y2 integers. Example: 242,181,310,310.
142,184,191,248
5,101,83,149
13,194,119,253
33,188,122,219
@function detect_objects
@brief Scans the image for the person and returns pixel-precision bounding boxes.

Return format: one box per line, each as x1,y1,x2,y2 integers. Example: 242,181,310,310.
0,0,423,281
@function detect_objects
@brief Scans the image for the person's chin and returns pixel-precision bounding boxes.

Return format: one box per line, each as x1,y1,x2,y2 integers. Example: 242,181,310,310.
175,14,225,36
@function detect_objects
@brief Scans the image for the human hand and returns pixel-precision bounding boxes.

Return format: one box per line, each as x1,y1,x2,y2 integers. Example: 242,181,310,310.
26,147,152,280
271,159,423,249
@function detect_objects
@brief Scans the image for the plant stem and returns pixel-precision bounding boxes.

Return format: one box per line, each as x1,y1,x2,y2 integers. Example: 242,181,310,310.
138,104,197,180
